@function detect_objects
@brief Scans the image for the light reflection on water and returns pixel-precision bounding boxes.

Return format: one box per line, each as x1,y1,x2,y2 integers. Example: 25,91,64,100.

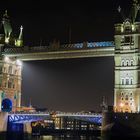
2,134,101,140
3,134,140,140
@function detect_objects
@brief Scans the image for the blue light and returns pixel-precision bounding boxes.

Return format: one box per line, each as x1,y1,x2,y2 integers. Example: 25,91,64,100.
87,41,114,48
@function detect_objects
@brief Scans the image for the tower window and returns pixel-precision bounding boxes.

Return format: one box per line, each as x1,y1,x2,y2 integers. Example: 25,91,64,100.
121,60,125,66
124,36,131,43
4,82,7,87
14,70,17,75
130,79,133,85
126,79,129,85
122,79,125,85
126,60,129,66
125,102,128,105
8,66,12,74
3,67,6,73
130,60,134,66
8,81,12,88
125,95,128,100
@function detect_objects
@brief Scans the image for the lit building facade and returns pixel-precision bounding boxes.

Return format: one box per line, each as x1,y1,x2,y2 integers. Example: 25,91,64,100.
53,116,98,130
114,1,140,112
0,57,22,111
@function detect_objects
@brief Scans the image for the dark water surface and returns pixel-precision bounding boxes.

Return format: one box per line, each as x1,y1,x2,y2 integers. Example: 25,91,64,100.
0,133,100,140
1,133,140,140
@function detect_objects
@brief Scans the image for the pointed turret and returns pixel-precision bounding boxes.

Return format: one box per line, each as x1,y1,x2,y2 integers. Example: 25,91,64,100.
19,25,23,40
130,0,140,23
0,23,5,46
2,10,12,44
15,25,23,47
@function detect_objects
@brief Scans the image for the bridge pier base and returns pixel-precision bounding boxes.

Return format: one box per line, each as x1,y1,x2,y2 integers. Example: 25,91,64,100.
0,112,8,132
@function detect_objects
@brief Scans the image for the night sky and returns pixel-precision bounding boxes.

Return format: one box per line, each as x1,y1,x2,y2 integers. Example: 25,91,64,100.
0,0,133,112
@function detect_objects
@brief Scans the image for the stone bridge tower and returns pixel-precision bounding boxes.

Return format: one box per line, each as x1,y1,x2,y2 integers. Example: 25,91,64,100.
114,1,140,112
0,11,23,112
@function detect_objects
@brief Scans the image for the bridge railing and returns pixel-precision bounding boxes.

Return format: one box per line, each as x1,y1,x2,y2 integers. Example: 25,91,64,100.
55,112,102,117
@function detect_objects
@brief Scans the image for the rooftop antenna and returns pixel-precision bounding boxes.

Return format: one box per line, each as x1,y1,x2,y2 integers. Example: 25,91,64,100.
39,38,42,46
100,96,108,112
68,25,71,44
29,98,32,108
117,5,126,21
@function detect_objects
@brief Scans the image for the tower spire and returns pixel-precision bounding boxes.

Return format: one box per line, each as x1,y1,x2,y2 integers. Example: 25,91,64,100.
131,0,140,23
15,25,23,47
117,5,126,21
19,25,23,40
2,10,12,44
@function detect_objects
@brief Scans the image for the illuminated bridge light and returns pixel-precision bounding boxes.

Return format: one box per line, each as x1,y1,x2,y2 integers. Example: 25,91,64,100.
8,113,50,123
87,41,115,48
16,59,22,66
73,43,83,48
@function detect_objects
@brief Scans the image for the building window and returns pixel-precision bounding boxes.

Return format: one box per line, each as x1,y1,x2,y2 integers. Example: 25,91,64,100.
125,102,128,105
130,93,133,96
125,36,130,43
121,60,125,66
125,95,128,100
130,60,134,66
130,79,133,85
122,79,125,85
8,66,12,74
4,82,7,87
121,97,124,100
126,79,129,85
3,67,6,73
126,60,129,66
14,70,17,75
8,81,12,88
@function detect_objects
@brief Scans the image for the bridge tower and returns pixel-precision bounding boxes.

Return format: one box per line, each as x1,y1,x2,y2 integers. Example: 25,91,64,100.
0,11,23,112
114,0,140,112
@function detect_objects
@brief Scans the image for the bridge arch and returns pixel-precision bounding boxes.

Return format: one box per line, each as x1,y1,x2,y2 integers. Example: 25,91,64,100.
1,98,12,112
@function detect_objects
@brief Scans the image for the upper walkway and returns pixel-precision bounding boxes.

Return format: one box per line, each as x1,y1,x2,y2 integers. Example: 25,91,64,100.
2,41,115,61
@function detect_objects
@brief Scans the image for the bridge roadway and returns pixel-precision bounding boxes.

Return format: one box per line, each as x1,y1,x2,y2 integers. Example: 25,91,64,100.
2,41,115,61
8,112,102,124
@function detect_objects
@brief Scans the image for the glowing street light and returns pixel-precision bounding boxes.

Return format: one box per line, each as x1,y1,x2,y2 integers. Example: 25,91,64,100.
120,103,124,107
4,56,10,62
16,59,22,66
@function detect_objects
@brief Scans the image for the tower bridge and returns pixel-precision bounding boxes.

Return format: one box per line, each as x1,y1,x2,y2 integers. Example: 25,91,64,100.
0,0,139,135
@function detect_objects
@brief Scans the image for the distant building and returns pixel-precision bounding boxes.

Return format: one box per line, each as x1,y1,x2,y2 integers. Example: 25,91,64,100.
52,115,99,130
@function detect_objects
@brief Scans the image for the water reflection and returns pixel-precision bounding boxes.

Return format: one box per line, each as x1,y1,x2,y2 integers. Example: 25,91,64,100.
0,133,101,140
32,135,100,140
3,133,139,140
